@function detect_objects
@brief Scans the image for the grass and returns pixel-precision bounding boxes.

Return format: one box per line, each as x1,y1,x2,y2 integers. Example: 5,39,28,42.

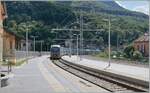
0,59,26,67
14,60,26,66
93,52,149,64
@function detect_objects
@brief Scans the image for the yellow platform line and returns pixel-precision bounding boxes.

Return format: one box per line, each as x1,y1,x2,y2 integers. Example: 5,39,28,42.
38,62,67,92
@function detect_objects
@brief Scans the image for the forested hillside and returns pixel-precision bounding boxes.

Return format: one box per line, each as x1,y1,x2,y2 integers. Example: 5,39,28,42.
4,1,149,51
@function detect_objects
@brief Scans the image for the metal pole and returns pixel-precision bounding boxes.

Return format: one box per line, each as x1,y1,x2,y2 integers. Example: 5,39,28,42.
69,30,72,57
26,28,28,63
34,37,35,52
108,17,111,67
47,44,49,51
117,34,119,51
80,10,83,60
77,35,79,60
41,41,43,52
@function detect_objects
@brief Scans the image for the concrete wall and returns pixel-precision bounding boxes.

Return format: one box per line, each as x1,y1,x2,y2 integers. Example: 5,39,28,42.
15,51,50,62
0,35,3,61
0,2,4,62
2,50,50,63
15,51,50,60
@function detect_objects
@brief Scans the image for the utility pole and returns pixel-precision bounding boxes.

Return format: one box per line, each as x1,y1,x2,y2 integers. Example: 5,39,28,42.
117,34,119,51
69,30,72,57
35,40,44,56
102,16,116,68
26,28,28,63
46,43,49,51
40,41,44,52
74,34,79,61
77,35,79,59
80,10,83,60
108,16,111,67
31,36,38,52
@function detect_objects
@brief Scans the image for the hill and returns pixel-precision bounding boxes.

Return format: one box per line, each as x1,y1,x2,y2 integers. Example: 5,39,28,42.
3,1,149,51
70,1,148,19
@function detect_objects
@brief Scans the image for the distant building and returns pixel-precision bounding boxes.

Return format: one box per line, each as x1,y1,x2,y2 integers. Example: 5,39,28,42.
18,39,32,51
3,29,33,62
134,33,149,57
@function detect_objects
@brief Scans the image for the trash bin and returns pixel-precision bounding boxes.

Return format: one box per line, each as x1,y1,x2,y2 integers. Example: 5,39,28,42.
1,74,9,87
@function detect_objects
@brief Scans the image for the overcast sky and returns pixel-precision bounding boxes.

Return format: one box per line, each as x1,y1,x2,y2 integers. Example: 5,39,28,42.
115,0,149,15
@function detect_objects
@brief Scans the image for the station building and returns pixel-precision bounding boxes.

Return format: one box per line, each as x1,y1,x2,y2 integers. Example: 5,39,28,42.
0,2,7,62
134,33,149,57
0,2,32,63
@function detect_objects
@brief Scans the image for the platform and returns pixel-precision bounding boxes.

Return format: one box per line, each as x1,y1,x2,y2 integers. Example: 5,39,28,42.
0,55,108,93
62,56,149,82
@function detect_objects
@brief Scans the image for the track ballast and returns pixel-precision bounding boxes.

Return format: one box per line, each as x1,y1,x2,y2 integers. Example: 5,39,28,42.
51,59,148,93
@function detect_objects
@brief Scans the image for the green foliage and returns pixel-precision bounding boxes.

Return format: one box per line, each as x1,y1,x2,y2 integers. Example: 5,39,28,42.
111,51,123,58
96,51,108,58
3,1,149,51
123,46,143,60
123,45,135,58
132,50,143,60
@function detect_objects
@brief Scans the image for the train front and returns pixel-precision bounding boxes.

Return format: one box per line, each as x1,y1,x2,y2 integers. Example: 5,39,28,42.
50,45,61,60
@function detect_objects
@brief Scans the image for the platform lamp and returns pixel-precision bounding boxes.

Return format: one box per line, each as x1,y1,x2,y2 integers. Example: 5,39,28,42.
102,16,116,68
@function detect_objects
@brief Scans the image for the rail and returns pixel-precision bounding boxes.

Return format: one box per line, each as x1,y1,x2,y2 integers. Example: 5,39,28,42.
51,59,149,92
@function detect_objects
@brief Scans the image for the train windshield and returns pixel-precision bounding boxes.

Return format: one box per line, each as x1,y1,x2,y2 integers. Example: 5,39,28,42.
51,47,60,52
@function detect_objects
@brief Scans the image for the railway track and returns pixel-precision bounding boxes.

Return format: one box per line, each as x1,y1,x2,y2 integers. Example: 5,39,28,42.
51,59,149,93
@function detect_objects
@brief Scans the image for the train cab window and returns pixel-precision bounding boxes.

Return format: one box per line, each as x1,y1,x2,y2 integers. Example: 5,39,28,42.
51,47,60,52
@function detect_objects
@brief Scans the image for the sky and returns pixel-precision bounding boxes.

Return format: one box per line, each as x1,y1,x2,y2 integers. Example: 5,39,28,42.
115,0,149,15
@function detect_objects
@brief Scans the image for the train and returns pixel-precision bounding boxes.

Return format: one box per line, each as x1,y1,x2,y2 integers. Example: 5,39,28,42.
51,44,93,60
50,45,62,60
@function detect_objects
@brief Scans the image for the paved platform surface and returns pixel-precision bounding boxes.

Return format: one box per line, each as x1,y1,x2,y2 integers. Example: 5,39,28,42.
0,55,108,93
62,56,149,82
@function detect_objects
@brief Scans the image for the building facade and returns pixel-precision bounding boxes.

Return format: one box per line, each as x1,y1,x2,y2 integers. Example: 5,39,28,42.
0,2,33,63
3,30,16,61
0,2,7,61
18,39,32,51
134,33,149,57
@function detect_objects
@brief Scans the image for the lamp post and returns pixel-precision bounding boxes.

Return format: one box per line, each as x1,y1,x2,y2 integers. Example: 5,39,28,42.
26,28,28,63
74,34,79,61
30,36,38,52
46,43,49,51
40,40,44,52
102,17,115,68
108,17,111,67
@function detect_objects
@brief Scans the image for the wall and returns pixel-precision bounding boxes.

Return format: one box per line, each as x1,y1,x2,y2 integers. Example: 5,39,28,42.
3,31,16,57
15,51,50,62
0,2,4,61
0,34,3,62
134,41,149,57
2,31,16,63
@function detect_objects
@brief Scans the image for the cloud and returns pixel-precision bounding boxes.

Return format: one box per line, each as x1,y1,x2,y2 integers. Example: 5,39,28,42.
115,1,149,15
133,5,149,15
115,1,126,8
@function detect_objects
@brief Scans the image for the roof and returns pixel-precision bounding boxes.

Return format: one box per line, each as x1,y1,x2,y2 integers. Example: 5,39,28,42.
4,30,23,39
134,33,149,43
51,45,61,48
3,27,24,39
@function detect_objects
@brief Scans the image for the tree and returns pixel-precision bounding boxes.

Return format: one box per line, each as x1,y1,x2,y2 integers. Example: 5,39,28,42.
132,50,143,60
123,45,135,58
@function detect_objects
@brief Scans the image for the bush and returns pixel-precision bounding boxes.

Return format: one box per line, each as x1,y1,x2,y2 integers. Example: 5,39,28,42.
132,51,143,60
97,51,108,58
111,51,123,59
111,51,117,56
123,45,135,58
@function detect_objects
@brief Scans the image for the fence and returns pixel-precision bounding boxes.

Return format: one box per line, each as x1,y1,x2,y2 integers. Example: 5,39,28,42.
3,50,50,63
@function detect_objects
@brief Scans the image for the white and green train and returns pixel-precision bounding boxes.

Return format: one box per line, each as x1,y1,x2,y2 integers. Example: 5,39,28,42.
50,45,69,60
